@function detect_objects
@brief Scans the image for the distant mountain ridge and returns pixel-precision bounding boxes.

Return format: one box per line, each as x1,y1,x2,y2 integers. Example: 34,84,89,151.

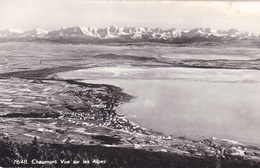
0,26,259,43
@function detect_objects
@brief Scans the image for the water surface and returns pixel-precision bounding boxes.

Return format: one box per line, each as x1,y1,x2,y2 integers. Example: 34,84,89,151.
58,66,260,146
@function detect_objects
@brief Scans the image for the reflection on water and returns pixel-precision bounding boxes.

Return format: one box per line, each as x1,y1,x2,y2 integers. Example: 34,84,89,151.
58,66,260,146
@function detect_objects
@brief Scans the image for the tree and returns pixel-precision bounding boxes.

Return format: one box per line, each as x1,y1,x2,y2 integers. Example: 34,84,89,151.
28,137,41,161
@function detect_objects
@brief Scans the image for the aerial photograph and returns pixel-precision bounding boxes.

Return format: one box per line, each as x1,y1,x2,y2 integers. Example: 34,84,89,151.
0,0,260,167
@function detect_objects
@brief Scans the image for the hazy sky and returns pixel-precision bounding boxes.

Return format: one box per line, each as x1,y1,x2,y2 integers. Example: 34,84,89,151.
1,0,260,33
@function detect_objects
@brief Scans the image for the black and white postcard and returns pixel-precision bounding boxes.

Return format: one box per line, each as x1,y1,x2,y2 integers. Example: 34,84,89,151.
0,0,260,167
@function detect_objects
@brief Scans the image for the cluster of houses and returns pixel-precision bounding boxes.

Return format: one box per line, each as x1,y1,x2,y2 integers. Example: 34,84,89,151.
62,85,148,134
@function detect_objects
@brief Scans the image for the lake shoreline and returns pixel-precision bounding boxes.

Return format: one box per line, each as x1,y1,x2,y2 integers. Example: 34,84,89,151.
58,65,260,146
1,65,260,166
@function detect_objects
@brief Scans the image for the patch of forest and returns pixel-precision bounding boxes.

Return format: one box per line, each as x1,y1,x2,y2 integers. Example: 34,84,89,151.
0,138,259,168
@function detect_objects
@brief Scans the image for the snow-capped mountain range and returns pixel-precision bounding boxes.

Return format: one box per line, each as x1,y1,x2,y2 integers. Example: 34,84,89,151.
0,26,259,43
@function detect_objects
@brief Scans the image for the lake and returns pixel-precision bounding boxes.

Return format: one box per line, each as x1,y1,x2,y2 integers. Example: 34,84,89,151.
58,66,260,146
